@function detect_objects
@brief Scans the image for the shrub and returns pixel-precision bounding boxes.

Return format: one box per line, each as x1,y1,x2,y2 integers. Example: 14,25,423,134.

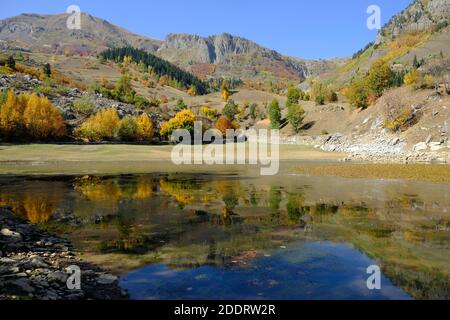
221,83,231,101
314,95,325,105
7,56,15,69
200,106,218,120
382,96,416,132
72,96,96,115
249,103,258,120
23,94,66,140
384,108,415,132
404,69,420,86
222,100,239,121
215,115,234,135
269,99,281,129
176,99,187,110
76,108,120,142
327,91,338,102
136,113,154,141
287,104,305,133
160,109,197,137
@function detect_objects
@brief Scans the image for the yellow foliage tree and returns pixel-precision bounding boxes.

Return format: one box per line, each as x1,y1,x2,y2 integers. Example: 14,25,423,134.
76,108,120,142
160,109,197,137
200,106,218,119
23,94,66,140
136,113,154,141
0,90,25,138
404,69,420,86
221,83,231,101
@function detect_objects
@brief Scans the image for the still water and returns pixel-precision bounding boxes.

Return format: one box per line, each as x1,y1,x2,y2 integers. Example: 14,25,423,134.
0,165,448,299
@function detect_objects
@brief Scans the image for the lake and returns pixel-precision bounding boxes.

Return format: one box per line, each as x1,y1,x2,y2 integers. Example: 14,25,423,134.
0,162,448,299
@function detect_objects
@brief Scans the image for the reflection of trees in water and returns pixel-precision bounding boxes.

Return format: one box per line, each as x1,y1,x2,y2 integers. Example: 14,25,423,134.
74,176,154,203
0,183,64,223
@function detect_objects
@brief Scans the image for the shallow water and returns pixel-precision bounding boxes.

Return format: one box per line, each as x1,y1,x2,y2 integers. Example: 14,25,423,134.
0,164,449,299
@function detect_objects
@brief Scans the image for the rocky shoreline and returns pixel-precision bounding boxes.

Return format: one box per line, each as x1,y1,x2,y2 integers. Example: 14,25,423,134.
0,206,127,300
280,132,449,163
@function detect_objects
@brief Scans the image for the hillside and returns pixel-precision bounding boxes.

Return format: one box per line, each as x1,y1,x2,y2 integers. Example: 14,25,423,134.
317,0,450,86
0,13,161,55
0,13,338,82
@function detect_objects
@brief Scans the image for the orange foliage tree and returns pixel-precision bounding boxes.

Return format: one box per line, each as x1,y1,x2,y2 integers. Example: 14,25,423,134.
215,115,234,135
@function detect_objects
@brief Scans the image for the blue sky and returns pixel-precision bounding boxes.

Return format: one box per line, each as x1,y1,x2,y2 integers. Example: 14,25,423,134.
1,0,413,59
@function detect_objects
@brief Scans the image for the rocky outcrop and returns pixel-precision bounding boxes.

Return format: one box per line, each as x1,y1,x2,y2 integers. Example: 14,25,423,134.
375,0,450,44
157,32,336,80
280,130,449,163
0,207,127,300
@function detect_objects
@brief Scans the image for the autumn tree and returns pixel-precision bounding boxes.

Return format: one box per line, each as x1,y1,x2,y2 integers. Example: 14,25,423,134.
215,115,234,136
23,94,66,140
76,108,120,142
200,106,218,120
221,82,231,101
117,115,138,141
136,113,154,141
160,109,197,137
346,79,369,109
404,69,420,86
366,59,394,97
0,90,25,139
269,99,281,129
187,85,198,96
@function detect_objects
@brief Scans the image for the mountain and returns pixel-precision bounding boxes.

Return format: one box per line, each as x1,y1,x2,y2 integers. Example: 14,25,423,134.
0,13,161,55
317,0,450,86
0,13,337,82
375,0,449,44
156,32,336,81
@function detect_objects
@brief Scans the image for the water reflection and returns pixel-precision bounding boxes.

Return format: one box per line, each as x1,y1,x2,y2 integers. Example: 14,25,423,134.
0,173,448,299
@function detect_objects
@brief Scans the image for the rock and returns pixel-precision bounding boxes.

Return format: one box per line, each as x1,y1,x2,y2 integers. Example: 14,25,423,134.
1,228,22,239
7,278,35,294
391,137,401,146
48,271,68,284
414,142,428,151
96,274,118,285
425,135,433,144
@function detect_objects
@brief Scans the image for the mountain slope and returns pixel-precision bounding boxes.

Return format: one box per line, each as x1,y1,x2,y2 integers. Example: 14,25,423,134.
0,13,338,82
0,13,161,54
317,0,450,86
